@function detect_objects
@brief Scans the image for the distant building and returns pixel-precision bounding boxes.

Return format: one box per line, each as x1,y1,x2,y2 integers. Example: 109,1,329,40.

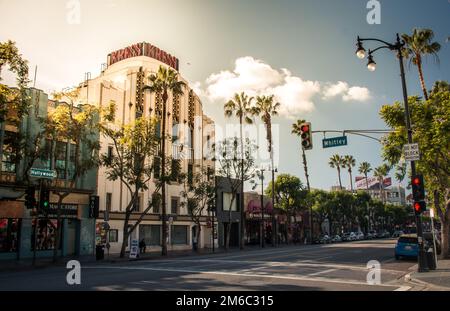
368,185,406,206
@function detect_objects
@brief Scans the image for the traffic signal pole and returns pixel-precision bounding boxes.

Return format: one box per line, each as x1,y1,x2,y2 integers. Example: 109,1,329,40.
32,179,42,266
397,36,428,272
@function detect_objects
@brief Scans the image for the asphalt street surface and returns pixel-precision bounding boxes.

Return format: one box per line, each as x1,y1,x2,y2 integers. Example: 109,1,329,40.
0,239,422,291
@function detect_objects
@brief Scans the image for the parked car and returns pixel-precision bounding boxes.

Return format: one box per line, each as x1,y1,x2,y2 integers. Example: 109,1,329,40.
395,234,419,259
331,235,342,243
355,232,365,240
378,231,390,239
341,233,351,241
349,232,358,241
392,230,404,238
319,235,332,244
368,230,378,239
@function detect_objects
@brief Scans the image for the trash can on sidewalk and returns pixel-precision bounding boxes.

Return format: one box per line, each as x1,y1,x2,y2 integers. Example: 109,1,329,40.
427,248,436,270
96,245,105,261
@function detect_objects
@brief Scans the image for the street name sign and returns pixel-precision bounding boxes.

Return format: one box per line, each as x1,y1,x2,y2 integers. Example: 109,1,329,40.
29,168,57,179
322,136,348,149
403,143,420,161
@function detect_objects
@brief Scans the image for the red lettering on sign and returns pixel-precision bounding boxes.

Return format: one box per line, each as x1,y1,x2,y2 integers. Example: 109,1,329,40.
108,42,178,70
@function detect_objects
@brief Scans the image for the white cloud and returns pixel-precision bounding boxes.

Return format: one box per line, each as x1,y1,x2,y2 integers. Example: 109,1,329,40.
201,57,372,118
203,57,320,117
343,86,371,102
323,81,371,102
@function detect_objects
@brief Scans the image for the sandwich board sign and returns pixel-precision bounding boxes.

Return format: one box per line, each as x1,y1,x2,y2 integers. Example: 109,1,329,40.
129,239,139,259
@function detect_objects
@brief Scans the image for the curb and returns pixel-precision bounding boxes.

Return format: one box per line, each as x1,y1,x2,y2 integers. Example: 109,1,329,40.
405,272,450,291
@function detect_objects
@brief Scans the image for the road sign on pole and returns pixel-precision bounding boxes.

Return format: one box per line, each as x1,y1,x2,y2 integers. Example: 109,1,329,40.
322,136,348,148
403,143,420,161
29,168,57,179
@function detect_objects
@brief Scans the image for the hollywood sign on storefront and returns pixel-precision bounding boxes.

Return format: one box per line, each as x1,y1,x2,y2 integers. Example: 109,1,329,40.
107,42,179,71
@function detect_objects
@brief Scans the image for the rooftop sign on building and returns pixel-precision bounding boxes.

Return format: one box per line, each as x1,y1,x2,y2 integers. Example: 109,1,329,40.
107,42,179,71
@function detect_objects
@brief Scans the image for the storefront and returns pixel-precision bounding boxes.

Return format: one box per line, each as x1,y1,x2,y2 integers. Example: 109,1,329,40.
0,199,95,261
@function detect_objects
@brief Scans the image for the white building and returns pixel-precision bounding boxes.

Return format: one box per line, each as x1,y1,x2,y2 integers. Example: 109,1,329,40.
74,42,216,254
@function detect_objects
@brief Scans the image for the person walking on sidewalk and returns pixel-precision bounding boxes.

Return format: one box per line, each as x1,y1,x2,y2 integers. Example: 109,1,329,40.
139,239,146,254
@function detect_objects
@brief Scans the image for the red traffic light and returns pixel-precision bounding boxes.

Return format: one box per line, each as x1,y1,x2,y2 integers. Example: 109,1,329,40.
413,177,420,185
301,125,309,132
414,202,421,212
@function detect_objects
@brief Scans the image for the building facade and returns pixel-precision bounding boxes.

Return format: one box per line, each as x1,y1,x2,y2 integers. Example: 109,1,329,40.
0,88,97,260
73,42,216,254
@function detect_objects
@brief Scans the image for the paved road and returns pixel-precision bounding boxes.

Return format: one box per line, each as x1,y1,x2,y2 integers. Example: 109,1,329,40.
0,239,422,291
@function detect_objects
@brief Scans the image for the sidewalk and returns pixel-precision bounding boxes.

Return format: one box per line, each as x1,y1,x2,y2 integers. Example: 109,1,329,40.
409,259,450,290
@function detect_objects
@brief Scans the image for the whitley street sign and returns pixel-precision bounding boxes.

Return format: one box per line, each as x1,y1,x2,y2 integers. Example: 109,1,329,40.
29,168,57,179
403,143,420,161
322,136,348,149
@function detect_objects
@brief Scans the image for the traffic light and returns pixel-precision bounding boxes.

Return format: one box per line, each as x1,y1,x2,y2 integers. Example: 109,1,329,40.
89,195,100,218
25,186,37,209
411,174,425,201
40,187,50,210
299,122,313,150
413,201,426,215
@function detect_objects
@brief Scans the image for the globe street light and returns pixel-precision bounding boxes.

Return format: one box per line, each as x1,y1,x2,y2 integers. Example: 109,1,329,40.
355,33,428,273
355,38,366,59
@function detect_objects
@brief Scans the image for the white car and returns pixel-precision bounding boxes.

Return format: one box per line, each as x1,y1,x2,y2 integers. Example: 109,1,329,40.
355,232,365,240
349,232,357,241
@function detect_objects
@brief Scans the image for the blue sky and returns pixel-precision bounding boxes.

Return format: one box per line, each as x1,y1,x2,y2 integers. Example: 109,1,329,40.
1,0,449,191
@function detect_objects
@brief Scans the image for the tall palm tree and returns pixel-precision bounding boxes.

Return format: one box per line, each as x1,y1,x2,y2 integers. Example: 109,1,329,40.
329,154,344,190
145,66,186,256
291,119,311,191
374,164,390,204
358,162,372,191
253,95,280,247
224,92,254,250
402,29,441,100
292,119,313,243
343,155,356,193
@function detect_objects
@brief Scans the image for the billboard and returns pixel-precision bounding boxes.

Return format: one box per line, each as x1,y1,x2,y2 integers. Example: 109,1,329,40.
355,176,392,190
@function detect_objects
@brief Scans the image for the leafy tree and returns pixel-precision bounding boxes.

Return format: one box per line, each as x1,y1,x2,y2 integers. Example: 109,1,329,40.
215,137,257,250
329,154,344,190
224,92,255,249
144,66,186,256
0,40,30,177
358,162,372,191
45,88,100,262
380,81,450,258
100,101,163,258
265,174,307,243
180,167,216,251
401,29,441,100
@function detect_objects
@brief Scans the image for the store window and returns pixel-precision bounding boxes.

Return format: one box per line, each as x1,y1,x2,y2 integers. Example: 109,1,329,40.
139,224,161,246
108,229,118,243
0,218,21,253
31,219,62,251
223,192,238,211
171,225,188,245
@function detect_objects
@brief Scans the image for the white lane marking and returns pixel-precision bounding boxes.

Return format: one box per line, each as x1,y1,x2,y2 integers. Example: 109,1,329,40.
307,269,337,277
83,265,401,289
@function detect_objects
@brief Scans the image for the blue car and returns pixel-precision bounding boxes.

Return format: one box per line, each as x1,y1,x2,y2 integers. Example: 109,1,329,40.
395,234,419,260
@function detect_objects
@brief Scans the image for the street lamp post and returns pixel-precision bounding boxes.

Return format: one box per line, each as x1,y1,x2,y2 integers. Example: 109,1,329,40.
355,34,428,272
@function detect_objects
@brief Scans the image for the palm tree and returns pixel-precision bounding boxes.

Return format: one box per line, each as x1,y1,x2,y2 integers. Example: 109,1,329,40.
358,162,372,191
401,29,441,100
253,95,280,246
329,154,344,190
145,66,186,256
291,119,311,191
292,119,313,243
374,164,390,204
343,155,356,193
224,92,254,250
